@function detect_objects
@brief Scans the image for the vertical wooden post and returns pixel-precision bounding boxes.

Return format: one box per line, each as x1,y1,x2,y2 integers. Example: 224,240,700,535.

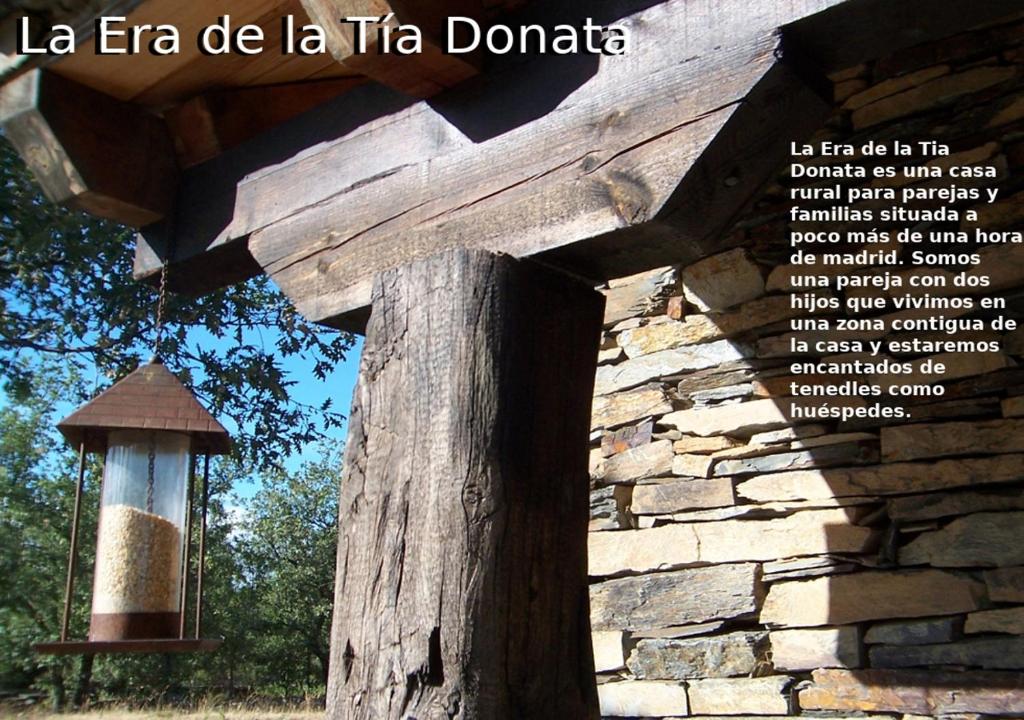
327,249,604,719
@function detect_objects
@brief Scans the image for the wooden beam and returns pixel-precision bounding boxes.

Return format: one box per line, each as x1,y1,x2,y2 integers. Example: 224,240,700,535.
0,69,177,227
140,0,829,297
328,248,603,718
537,61,831,282
164,78,366,168
299,0,480,97
132,232,261,297
245,0,838,330
133,0,1023,327
0,0,145,86
133,80,418,295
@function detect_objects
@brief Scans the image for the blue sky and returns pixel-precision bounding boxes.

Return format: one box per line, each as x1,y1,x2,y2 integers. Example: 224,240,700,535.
265,334,363,475
178,328,364,500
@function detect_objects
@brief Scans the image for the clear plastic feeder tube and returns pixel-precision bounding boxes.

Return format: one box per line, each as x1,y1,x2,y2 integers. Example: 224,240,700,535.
90,429,190,641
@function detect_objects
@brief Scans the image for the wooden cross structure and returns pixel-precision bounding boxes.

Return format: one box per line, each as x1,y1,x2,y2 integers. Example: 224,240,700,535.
2,0,1019,716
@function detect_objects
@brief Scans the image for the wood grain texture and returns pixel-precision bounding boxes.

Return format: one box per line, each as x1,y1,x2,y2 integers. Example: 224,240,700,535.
46,0,305,103
0,69,177,227
128,0,1024,323
137,0,844,321
327,248,603,719
299,0,479,97
124,0,357,106
246,0,834,328
164,77,366,168
247,0,831,329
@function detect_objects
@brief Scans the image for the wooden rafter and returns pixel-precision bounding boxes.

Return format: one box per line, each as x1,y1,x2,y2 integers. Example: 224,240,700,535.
299,0,481,97
0,68,177,226
164,77,366,168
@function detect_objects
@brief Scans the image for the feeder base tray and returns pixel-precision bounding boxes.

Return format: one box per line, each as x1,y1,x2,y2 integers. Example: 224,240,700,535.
34,638,223,655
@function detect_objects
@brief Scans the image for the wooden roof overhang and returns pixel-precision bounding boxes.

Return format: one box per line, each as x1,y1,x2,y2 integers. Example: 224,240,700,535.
1,0,1021,332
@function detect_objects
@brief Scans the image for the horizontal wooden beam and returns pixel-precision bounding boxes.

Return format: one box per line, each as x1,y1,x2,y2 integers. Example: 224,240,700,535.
133,0,1023,328
0,69,177,227
299,0,480,98
133,231,261,296
164,78,366,168
537,60,831,283
133,80,418,294
247,0,840,330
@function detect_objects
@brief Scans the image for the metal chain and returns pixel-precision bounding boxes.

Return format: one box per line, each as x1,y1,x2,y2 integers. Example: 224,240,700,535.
146,433,156,514
153,259,169,358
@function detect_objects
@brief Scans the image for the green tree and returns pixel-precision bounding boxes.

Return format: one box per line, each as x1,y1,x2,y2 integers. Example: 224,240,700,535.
0,134,354,468
0,122,350,707
0,361,98,710
0,364,341,710
232,452,339,697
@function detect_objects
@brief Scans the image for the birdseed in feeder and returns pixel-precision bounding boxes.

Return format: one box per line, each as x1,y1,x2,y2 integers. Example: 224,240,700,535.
92,504,181,614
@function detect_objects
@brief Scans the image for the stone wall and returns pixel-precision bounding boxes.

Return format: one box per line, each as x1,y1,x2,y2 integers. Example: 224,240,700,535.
587,14,1024,719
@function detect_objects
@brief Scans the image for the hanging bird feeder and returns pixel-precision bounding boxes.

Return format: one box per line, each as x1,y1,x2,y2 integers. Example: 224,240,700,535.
35,359,230,655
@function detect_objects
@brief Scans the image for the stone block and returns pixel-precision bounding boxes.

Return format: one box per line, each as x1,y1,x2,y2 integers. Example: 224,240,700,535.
630,478,735,515
591,440,674,486
900,512,1024,568
737,454,1024,502
589,509,874,576
770,627,863,671
595,340,750,395
799,668,1024,715
627,631,767,680
592,630,627,672
604,266,679,326
761,570,984,627
687,676,792,716
864,617,960,646
881,419,1024,462
597,680,688,717
682,248,764,312
985,567,1024,602
888,489,1024,522
852,66,1019,128
869,637,1024,669
591,385,672,430
965,607,1024,635
590,563,762,631
672,453,713,478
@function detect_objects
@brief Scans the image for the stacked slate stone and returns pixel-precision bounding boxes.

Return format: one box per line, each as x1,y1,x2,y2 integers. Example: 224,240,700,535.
588,15,1024,720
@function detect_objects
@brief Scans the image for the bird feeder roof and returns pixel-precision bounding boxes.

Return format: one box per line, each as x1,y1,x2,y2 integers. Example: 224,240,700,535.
57,360,231,455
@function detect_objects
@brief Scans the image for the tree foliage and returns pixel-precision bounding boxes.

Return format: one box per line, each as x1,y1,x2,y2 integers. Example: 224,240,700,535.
0,369,341,709
0,125,349,708
231,455,339,692
0,134,354,467
0,364,97,707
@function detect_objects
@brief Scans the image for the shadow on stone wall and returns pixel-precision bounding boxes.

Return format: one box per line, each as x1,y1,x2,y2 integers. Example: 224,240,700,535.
587,13,1024,718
